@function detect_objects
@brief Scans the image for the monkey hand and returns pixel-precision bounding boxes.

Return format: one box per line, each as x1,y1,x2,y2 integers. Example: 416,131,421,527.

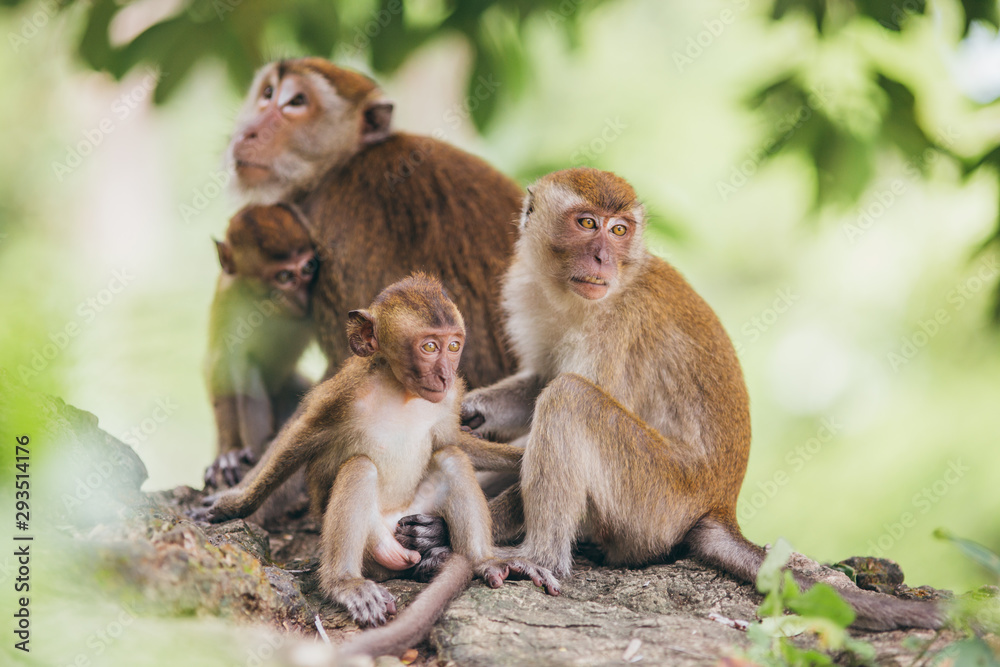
396,515,451,581
203,447,257,489
191,490,250,524
396,514,450,550
475,556,561,596
327,578,397,628
459,403,487,436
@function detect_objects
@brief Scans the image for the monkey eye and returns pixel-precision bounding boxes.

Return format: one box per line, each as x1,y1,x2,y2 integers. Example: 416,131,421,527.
262,85,274,100
578,217,597,229
288,93,307,107
448,341,461,352
301,259,317,276
275,270,294,285
611,224,628,236
421,341,439,353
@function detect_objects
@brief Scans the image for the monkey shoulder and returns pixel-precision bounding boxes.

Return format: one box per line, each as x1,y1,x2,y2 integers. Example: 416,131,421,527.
638,257,739,357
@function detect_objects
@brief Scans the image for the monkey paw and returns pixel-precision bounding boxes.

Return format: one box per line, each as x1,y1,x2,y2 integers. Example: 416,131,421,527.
477,556,561,596
459,405,487,434
396,514,450,552
328,579,397,628
203,447,256,490
189,491,243,524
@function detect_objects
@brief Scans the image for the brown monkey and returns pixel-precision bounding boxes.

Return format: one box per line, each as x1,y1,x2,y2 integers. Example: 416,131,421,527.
402,168,943,631
199,274,558,645
227,57,521,389
204,203,317,488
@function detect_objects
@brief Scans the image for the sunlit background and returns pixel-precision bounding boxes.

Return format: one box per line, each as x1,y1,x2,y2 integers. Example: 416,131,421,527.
1,0,999,624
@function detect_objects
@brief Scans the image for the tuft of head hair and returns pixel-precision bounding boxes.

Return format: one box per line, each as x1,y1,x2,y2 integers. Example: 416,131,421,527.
541,167,638,214
226,204,311,259
372,273,463,331
283,58,380,106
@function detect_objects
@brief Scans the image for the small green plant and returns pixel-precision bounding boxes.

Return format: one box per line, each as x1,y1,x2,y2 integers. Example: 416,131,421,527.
744,539,876,667
924,530,1000,667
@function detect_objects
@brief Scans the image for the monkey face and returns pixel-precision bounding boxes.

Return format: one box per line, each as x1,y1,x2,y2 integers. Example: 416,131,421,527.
551,209,637,301
228,63,360,202
266,249,317,318
392,327,465,403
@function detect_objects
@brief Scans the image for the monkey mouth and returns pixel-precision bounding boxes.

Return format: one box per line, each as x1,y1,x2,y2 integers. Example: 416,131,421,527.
569,275,611,300
418,386,449,402
572,276,608,286
235,160,271,175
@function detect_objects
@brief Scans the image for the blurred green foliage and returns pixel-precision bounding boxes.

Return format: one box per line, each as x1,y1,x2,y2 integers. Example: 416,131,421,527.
8,0,1000,314
2,0,609,130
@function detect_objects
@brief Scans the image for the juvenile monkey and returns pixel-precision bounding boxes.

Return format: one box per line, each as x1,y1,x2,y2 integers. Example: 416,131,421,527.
402,168,943,631
200,274,558,645
204,203,317,488
228,57,521,389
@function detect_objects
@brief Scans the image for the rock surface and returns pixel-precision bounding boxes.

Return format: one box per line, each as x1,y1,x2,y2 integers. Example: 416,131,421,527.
2,375,994,667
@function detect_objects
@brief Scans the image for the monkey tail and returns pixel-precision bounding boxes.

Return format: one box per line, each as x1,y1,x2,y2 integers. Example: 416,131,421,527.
337,553,473,658
684,516,945,631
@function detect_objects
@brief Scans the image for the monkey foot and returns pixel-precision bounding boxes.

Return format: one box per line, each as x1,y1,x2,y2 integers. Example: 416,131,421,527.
372,535,421,571
476,556,561,596
203,447,256,489
328,578,397,627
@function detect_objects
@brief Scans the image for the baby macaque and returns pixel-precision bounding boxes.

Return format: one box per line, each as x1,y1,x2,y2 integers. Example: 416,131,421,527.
204,203,316,488
199,274,558,653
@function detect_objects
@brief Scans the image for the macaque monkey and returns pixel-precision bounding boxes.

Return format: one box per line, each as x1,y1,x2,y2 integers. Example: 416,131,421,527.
204,203,317,489
199,274,558,653
401,168,943,632
227,57,521,390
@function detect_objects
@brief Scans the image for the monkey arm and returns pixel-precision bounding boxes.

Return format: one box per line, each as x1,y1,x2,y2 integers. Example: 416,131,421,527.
461,371,546,441
202,410,326,522
445,430,523,473
204,359,274,489
235,363,275,456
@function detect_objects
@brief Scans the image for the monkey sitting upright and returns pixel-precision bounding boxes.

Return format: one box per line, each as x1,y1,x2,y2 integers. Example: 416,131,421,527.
199,274,558,647
400,168,943,632
203,203,317,489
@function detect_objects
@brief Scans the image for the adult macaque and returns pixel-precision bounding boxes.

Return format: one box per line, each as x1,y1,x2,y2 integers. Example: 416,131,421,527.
401,168,943,631
227,57,521,389
199,274,558,651
204,203,316,489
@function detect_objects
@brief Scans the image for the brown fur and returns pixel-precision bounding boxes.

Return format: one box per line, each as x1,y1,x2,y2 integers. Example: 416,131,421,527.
228,58,521,389
204,205,316,492
225,203,311,259
459,168,943,631
199,275,557,655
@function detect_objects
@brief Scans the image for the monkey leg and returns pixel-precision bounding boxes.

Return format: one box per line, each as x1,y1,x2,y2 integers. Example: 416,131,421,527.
430,446,560,595
516,373,704,579
488,481,525,545
319,455,405,627
272,373,313,429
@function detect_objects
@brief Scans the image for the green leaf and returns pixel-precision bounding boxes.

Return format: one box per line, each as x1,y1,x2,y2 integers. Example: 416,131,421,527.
960,0,1000,33
770,0,826,32
757,538,794,595
759,614,810,638
939,637,1000,667
855,0,927,31
934,529,1000,577
786,583,856,628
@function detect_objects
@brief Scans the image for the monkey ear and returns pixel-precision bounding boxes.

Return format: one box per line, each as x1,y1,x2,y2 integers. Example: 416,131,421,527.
347,309,378,357
361,100,393,146
519,190,535,228
215,239,236,275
